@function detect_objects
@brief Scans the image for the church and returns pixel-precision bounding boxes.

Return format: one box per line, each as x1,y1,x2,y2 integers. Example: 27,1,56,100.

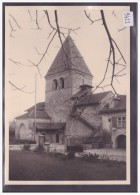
15,36,126,149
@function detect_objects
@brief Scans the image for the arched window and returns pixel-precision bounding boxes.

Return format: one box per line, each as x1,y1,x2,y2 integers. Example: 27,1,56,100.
52,79,58,90
59,77,64,89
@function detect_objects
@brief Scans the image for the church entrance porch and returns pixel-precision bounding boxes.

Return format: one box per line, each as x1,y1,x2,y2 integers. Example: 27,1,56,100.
35,122,66,144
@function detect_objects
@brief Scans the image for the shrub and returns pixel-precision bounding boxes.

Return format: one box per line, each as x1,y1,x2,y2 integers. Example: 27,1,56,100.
22,143,31,151
82,153,99,162
67,151,75,159
33,145,45,153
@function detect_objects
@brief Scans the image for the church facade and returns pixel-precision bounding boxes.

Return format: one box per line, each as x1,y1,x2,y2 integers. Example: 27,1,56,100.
15,36,126,149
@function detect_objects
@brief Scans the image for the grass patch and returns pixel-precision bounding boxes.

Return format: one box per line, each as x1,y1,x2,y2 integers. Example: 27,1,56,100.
9,150,126,181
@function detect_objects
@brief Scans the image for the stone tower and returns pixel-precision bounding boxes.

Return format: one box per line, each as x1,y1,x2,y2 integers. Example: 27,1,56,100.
45,36,93,122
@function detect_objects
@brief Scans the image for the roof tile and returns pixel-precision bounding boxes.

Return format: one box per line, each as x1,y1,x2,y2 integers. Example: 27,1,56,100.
46,36,93,77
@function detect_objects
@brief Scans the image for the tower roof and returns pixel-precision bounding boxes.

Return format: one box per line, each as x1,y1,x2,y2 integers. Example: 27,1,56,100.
46,36,93,77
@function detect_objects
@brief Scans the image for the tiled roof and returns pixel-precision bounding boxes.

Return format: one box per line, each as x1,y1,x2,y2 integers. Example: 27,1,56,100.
46,36,93,77
26,102,45,112
36,122,66,130
29,110,51,119
15,110,51,120
99,95,126,113
114,95,126,109
76,91,113,106
15,113,29,119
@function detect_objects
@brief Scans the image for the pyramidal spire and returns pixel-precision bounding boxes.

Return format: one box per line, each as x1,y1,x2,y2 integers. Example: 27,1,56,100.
46,35,93,77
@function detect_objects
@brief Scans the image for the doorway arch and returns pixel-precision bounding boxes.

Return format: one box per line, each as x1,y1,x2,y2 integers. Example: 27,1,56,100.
115,134,126,149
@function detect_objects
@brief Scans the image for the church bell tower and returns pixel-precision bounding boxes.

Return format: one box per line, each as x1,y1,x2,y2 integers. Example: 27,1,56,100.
45,36,93,122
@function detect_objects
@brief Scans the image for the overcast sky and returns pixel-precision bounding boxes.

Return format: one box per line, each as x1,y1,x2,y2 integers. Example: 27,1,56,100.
5,5,130,120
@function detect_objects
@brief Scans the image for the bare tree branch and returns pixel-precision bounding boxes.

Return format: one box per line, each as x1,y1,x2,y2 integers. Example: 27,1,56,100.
9,14,21,29
44,10,56,30
75,9,127,116
84,10,102,25
54,10,80,71
8,9,127,99
114,75,120,84
28,10,33,21
26,59,41,77
115,66,126,76
9,20,16,38
9,81,34,93
35,10,41,29
112,10,117,17
9,59,34,67
115,73,126,77
36,30,57,66
59,26,80,35
111,39,126,64
117,27,127,32
34,47,46,61
100,10,116,84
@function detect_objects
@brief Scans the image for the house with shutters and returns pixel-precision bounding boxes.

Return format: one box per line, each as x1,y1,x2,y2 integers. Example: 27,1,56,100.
15,36,126,149
99,95,126,149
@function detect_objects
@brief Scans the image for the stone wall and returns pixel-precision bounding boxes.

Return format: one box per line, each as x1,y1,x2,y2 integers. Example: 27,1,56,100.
45,69,92,124
81,105,102,128
65,104,102,140
66,117,93,137
15,117,50,140
45,99,73,122
71,71,92,94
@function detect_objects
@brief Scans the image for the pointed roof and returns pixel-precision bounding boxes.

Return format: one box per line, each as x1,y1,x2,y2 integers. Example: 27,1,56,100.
46,36,93,77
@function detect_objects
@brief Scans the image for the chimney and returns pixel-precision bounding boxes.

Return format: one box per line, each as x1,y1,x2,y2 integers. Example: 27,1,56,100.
79,84,93,95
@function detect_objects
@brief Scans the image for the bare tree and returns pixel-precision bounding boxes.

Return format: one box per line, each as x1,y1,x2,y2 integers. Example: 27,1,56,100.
8,9,127,98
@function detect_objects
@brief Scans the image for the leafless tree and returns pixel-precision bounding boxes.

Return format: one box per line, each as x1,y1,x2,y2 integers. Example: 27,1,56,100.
8,9,127,98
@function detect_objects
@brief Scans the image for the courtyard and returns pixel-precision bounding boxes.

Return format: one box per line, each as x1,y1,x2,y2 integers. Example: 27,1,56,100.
9,150,126,181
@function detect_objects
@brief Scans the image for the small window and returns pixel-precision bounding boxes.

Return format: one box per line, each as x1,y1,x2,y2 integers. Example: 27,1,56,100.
59,77,64,89
108,118,111,122
52,79,58,90
117,116,126,128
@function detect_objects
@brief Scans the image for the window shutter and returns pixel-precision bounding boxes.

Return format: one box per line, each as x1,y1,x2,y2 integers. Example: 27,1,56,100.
112,116,117,128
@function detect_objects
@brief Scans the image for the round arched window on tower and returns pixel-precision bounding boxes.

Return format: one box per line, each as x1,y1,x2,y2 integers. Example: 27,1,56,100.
52,79,58,90
59,77,64,89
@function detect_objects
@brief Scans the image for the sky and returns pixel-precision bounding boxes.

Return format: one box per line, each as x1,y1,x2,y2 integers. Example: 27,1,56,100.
5,5,130,120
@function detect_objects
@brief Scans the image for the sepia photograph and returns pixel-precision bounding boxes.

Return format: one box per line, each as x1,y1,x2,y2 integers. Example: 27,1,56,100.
3,2,137,192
